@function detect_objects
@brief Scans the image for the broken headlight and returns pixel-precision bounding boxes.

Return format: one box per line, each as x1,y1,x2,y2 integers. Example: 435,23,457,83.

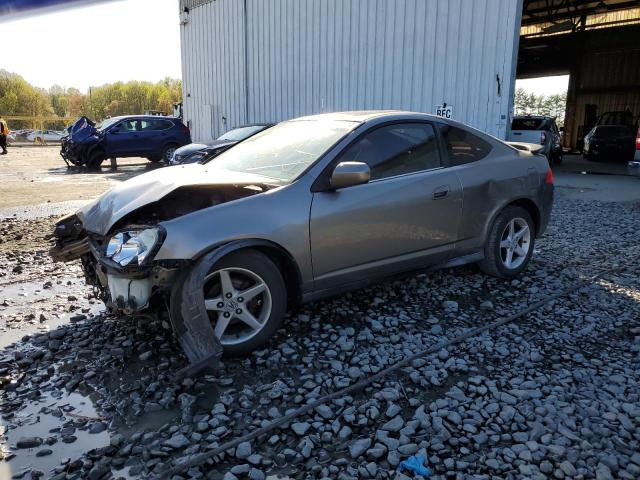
105,228,161,267
186,151,209,164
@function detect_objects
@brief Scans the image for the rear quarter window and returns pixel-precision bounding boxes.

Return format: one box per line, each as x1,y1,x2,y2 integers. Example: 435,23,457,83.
440,125,492,166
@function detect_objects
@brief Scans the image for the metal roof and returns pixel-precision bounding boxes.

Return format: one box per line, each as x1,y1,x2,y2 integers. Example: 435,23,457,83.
522,0,640,26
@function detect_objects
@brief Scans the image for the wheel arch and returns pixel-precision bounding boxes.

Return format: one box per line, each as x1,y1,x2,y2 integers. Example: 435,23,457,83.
484,197,541,242
507,198,541,236
194,239,303,306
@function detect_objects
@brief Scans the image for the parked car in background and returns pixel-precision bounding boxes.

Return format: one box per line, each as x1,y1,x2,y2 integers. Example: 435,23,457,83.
508,115,563,164
27,129,66,143
60,115,191,168
583,125,638,162
51,111,554,362
583,110,639,162
169,124,273,165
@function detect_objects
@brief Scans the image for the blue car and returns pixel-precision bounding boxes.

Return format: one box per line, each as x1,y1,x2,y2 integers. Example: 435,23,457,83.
60,115,191,169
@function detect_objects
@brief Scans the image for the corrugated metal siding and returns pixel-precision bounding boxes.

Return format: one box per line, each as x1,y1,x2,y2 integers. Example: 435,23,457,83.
180,0,247,142
181,0,522,141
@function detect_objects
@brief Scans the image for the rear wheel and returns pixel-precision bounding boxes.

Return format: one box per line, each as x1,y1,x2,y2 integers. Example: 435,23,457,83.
160,144,178,163
479,206,535,279
172,250,287,359
553,151,563,165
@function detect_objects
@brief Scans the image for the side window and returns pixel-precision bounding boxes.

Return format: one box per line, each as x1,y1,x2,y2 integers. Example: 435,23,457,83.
146,119,173,131
339,123,441,181
440,126,492,166
117,120,136,132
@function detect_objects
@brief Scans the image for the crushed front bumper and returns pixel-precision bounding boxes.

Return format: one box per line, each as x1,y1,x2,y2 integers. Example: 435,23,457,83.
50,219,185,314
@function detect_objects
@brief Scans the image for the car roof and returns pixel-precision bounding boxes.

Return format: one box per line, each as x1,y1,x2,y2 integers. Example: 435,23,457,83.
106,115,180,121
230,123,274,128
293,110,449,123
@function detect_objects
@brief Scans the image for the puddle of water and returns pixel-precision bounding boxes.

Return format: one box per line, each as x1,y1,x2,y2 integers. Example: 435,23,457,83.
0,391,109,479
0,278,101,349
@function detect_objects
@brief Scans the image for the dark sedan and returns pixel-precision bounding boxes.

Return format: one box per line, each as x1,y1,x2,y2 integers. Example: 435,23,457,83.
169,124,273,165
583,125,637,162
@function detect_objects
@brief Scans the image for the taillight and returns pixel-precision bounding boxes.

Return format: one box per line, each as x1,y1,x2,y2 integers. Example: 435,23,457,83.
540,132,547,145
545,168,554,184
636,128,640,150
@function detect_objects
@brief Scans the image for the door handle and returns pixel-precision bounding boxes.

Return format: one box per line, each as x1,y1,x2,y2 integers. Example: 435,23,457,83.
433,186,450,199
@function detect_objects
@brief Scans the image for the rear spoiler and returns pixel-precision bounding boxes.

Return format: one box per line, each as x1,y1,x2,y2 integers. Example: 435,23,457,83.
506,142,545,155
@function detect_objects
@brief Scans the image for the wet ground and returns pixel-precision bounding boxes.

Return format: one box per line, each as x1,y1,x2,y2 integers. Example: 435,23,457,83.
0,150,639,479
0,146,162,210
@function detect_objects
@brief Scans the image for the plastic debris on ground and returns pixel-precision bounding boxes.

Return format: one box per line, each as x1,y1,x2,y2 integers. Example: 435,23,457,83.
397,455,432,477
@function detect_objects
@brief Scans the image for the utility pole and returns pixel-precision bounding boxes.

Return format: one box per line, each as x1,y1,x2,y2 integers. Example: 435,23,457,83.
89,86,94,118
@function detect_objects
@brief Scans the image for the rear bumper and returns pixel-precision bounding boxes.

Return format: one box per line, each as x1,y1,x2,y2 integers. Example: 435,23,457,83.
538,185,554,237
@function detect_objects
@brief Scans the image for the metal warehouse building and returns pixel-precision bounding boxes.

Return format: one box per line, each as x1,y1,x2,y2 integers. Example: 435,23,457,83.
179,0,640,147
179,0,522,141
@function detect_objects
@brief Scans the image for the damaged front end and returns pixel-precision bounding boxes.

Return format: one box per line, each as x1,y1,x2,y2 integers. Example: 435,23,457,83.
60,116,100,166
49,177,268,316
50,214,185,315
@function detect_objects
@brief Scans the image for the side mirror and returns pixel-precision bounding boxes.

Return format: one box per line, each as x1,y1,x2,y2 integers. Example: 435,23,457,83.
330,161,370,189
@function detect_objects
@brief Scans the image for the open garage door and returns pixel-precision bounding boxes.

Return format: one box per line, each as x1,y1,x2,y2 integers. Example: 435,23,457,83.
517,1,640,152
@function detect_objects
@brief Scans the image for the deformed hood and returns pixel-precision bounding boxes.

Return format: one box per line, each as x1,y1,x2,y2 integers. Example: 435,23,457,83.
77,164,277,235
67,116,97,143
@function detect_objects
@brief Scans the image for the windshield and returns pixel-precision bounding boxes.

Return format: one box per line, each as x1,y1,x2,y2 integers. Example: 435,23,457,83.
512,118,547,130
217,125,266,142
96,117,121,131
209,119,356,183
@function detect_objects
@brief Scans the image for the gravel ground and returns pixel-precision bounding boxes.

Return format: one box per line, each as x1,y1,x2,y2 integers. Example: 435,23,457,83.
1,195,639,480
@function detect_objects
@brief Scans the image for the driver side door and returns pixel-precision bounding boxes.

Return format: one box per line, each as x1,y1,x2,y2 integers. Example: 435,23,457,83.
107,119,138,156
309,122,463,291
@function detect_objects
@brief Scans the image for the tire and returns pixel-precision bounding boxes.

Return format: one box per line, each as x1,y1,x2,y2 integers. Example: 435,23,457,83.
172,249,287,359
160,144,178,163
479,206,535,279
553,152,563,165
86,149,105,170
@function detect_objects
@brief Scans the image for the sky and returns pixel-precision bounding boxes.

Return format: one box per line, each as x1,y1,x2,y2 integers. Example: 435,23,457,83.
516,75,569,96
0,0,181,93
0,0,567,97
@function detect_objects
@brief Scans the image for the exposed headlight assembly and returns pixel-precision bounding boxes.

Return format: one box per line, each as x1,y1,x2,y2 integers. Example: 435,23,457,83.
105,228,161,267
186,151,209,164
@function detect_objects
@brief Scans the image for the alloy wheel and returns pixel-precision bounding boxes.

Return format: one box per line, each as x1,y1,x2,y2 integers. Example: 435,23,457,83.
203,267,272,346
499,217,531,269
164,146,176,161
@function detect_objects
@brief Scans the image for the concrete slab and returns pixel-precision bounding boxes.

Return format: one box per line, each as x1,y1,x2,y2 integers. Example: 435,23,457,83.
553,154,640,203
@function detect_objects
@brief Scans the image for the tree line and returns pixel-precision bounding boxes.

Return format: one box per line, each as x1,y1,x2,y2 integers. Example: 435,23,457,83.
513,88,567,126
0,70,182,129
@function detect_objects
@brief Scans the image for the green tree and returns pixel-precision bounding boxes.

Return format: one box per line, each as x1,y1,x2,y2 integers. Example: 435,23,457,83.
513,88,567,125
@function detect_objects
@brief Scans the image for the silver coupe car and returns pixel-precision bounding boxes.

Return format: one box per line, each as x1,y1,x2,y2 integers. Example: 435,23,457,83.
50,111,554,363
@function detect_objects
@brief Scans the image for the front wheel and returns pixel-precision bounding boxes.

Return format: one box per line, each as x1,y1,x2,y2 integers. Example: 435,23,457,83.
172,249,287,359
479,206,535,279
85,150,105,170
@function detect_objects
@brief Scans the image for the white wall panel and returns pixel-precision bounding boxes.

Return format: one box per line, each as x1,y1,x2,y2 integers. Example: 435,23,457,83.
180,0,522,141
